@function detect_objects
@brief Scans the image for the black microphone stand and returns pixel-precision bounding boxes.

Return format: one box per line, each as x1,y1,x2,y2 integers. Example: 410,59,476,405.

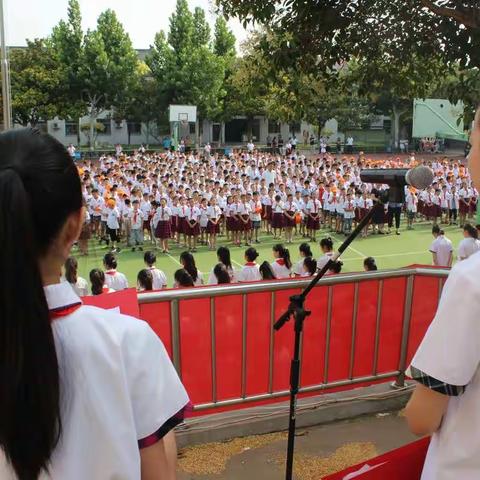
275,192,390,480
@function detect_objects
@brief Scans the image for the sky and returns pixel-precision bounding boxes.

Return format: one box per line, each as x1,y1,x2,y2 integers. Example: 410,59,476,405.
5,0,250,50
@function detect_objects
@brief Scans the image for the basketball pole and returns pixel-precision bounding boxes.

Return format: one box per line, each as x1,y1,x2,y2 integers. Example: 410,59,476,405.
0,0,12,130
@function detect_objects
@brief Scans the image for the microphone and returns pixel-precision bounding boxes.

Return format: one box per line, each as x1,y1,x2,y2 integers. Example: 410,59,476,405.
360,165,434,190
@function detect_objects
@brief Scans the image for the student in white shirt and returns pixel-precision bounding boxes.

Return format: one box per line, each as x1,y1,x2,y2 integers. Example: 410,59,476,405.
137,269,154,291
129,199,145,252
405,250,480,480
271,243,292,279
103,252,129,291
208,246,236,284
144,251,167,290
0,129,187,480
292,242,313,276
106,201,121,252
207,197,222,250
89,268,115,295
179,251,204,286
429,225,453,267
317,237,336,271
457,223,480,261
64,257,89,297
152,198,172,253
237,247,262,282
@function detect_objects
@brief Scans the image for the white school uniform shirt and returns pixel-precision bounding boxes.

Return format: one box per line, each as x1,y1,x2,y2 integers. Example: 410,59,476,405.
306,199,321,215
272,201,284,213
129,209,145,230
198,206,209,227
0,282,189,480
407,251,480,480
147,266,167,290
406,193,418,212
208,266,237,285
342,199,355,219
105,269,129,291
457,237,480,261
140,200,152,218
152,206,172,228
293,258,307,276
237,263,262,282
185,206,200,222
429,235,453,267
317,251,335,271
250,200,262,221
440,191,449,209
89,196,104,217
271,259,291,279
448,192,459,210
207,205,222,221
106,208,120,230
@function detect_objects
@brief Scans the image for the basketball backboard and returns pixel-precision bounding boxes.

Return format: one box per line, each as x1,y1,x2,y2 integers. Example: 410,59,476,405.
169,105,197,123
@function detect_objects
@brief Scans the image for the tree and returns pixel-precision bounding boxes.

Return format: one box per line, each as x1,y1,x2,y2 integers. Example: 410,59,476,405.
52,1,139,149
10,39,63,126
146,0,225,145
215,0,480,75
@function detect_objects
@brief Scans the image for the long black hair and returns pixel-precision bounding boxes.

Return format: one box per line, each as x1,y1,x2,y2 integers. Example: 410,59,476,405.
174,268,195,287
90,269,106,295
299,242,313,258
103,252,117,270
64,257,78,284
245,247,259,262
259,261,276,280
273,243,292,269
213,263,231,284
303,257,317,276
320,237,334,252
217,246,232,270
137,269,153,291
0,129,82,479
180,251,199,282
363,257,378,271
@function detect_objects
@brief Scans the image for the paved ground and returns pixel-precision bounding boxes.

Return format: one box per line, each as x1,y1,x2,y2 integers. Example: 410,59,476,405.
177,412,416,480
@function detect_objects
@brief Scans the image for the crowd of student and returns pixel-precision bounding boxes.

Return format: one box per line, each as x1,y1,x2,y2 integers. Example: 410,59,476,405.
76,150,478,256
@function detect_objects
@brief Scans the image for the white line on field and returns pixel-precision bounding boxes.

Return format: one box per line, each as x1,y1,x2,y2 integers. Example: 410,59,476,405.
331,233,367,258
339,250,427,262
232,259,243,267
166,253,182,266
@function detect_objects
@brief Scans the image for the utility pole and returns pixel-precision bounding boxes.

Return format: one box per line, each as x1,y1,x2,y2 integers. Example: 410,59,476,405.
0,0,12,130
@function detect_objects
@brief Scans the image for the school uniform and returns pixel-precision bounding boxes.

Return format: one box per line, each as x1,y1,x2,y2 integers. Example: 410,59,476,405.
170,205,179,234
199,206,209,230
238,202,252,231
207,265,236,285
271,201,285,229
153,206,172,240
229,203,241,232
457,237,480,261
0,282,190,480
317,251,335,271
458,188,470,215
177,205,187,234
261,195,272,221
407,253,480,480
429,235,453,267
207,205,222,234
343,199,355,233
89,196,104,224
237,262,262,282
147,267,168,290
129,209,145,247
306,199,321,230
140,200,152,231
270,258,291,279
292,259,307,276
106,208,121,242
250,200,262,229
104,269,129,291
185,206,200,236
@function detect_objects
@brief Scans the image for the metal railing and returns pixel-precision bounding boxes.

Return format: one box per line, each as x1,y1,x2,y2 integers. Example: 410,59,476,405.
138,267,449,411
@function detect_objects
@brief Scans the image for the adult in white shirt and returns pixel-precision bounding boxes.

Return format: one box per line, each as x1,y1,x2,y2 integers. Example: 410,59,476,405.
103,252,129,290
237,247,262,282
405,250,480,480
429,225,453,267
0,129,188,480
144,251,168,290
271,244,292,279
457,223,480,261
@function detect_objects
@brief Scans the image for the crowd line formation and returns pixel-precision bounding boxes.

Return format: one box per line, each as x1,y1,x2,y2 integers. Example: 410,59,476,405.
76,149,478,258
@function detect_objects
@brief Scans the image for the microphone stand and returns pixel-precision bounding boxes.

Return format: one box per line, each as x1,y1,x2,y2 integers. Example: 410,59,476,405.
275,193,389,480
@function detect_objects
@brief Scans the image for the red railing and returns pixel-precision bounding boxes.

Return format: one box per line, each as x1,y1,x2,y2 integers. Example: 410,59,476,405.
135,267,447,414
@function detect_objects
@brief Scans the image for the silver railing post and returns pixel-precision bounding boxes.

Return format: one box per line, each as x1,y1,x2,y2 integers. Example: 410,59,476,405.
394,275,415,388
170,299,182,376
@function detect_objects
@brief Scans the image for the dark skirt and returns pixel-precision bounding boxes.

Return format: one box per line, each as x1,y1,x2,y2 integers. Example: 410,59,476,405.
372,207,385,225
264,204,273,221
177,217,186,234
470,199,477,214
207,220,220,234
272,212,284,228
240,214,252,231
143,220,150,231
155,220,171,239
307,216,320,230
185,220,200,236
459,200,469,215
354,208,361,222
226,216,234,232
283,211,296,228
171,216,178,233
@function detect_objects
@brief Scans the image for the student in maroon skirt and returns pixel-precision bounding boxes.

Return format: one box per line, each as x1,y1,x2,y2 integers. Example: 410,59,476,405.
271,194,284,239
184,198,200,252
153,198,172,253
238,194,252,246
207,197,222,250
225,196,234,243
177,197,188,247
170,198,179,241
283,193,297,244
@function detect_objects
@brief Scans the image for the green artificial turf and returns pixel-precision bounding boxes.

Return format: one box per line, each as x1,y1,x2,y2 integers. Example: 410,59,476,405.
72,218,466,290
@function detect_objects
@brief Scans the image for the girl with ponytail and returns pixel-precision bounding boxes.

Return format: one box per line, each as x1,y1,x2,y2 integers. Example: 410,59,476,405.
0,129,188,480
271,243,293,279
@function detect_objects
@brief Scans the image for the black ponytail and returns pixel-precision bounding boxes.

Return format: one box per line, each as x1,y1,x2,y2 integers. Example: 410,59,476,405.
90,269,106,295
180,251,199,282
0,129,82,479
273,243,292,270
217,246,232,270
64,257,78,284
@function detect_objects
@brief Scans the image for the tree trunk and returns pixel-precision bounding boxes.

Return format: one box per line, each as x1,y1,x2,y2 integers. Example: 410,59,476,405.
246,116,253,142
127,123,131,145
392,105,401,152
89,110,96,151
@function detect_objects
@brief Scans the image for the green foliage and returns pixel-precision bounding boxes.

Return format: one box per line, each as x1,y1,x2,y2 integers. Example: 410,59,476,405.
146,0,226,126
213,16,236,59
10,39,63,126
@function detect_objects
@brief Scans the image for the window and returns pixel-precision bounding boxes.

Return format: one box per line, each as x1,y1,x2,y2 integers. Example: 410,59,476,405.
189,122,196,135
128,122,142,135
268,120,281,134
290,122,301,134
65,122,78,136
97,119,111,135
